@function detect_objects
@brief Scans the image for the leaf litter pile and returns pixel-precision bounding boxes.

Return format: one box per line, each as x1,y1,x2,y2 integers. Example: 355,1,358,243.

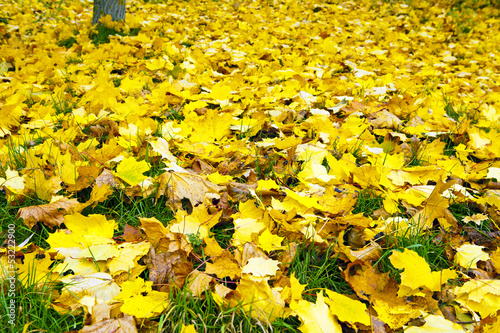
1,0,500,332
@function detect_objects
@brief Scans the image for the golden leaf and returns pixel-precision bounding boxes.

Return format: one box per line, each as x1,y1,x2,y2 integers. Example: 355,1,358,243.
156,171,223,210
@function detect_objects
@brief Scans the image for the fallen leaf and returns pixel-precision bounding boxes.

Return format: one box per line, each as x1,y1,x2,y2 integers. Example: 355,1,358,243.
389,249,458,296
290,291,342,333
81,315,137,333
405,314,464,333
241,257,280,277
115,156,150,186
187,270,214,297
455,244,490,269
454,279,500,318
324,289,371,326
18,197,81,229
230,276,287,323
144,245,192,291
156,171,224,210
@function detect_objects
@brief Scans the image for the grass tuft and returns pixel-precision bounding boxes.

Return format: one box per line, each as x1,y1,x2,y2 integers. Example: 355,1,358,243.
157,287,295,333
288,243,353,301
0,266,84,332
57,36,77,49
352,188,384,217
375,218,452,281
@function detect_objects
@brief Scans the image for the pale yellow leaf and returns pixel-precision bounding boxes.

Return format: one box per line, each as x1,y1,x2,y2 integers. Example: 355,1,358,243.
242,257,280,277
455,244,490,269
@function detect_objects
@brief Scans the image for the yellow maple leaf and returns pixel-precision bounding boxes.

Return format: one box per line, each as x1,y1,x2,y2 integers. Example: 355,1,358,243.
284,188,324,210
454,279,500,318
139,216,170,249
405,314,465,333
387,166,447,186
86,184,113,208
55,272,121,311
181,324,197,333
0,92,24,137
491,249,500,274
107,241,150,278
468,128,491,150
187,270,214,297
148,137,177,164
258,228,284,252
256,179,280,191
481,104,500,125
205,252,241,279
64,213,117,240
207,171,233,184
115,278,153,300
78,244,120,261
17,251,57,285
389,249,458,296
290,291,342,333
233,217,266,245
155,171,224,210
410,180,457,230
58,158,79,186
237,199,266,219
0,167,25,194
210,82,233,101
230,276,286,323
274,136,302,150
117,278,169,318
145,57,174,71
53,255,105,277
324,290,371,326
46,230,85,251
183,108,233,142
24,169,62,201
455,244,490,269
241,257,280,277
204,235,225,258
169,205,222,240
297,162,336,185
119,74,148,94
463,214,488,226
281,273,306,307
114,156,150,186
183,100,208,113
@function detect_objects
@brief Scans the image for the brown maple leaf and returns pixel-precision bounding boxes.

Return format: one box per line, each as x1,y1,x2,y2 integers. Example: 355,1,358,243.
18,198,81,229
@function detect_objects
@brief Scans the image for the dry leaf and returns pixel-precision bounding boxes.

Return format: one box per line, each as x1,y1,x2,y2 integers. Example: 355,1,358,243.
156,171,224,210
81,315,137,333
144,246,192,291
18,198,81,229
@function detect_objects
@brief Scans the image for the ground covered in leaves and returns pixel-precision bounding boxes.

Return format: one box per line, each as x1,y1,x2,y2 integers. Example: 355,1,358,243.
1,0,500,332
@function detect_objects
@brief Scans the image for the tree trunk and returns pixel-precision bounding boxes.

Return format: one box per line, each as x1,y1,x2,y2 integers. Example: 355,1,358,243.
92,0,126,26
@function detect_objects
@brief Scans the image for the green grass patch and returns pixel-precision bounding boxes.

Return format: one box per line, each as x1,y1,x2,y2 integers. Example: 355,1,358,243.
210,221,235,250
375,219,452,281
0,195,53,249
82,189,175,233
57,36,77,49
158,286,299,333
352,188,384,217
0,268,84,332
288,242,353,302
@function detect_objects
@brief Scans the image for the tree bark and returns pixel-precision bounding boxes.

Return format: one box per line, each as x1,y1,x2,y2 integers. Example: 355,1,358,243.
92,0,126,26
